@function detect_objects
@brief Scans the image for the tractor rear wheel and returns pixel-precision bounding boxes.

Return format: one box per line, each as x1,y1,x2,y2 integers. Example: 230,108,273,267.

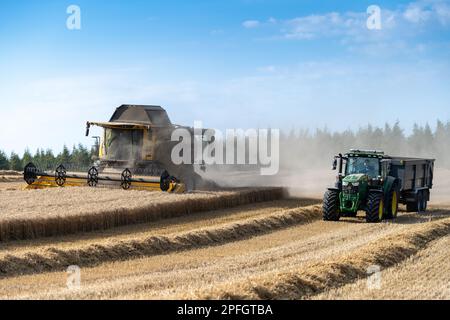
366,191,384,223
323,190,340,221
385,186,400,219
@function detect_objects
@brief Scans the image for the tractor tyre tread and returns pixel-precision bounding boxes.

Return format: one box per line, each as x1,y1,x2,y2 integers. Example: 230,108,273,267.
323,190,341,221
366,192,384,223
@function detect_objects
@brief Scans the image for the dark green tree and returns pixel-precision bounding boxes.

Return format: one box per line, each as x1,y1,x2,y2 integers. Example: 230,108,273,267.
57,145,71,165
22,148,33,166
0,151,9,170
9,152,22,171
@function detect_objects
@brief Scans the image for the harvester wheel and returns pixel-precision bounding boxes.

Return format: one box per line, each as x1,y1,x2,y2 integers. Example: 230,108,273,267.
323,190,340,221
87,167,99,187
385,185,400,219
366,191,384,223
24,162,38,185
120,168,132,190
55,165,67,187
160,170,171,192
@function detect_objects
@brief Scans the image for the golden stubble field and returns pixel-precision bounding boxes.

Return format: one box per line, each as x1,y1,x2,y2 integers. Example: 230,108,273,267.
0,169,449,300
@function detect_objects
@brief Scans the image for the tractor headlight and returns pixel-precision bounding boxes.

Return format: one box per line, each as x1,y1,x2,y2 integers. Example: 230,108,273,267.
343,181,349,186
352,182,359,187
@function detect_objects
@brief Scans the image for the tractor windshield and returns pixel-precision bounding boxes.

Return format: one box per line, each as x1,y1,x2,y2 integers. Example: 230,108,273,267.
346,157,380,178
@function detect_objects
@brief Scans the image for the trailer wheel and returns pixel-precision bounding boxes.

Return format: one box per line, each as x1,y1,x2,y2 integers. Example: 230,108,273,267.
323,190,340,221
407,191,428,213
418,191,428,213
385,186,399,219
366,192,384,223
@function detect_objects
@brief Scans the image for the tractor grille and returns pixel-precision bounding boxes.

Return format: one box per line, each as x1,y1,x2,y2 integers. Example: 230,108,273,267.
343,185,358,194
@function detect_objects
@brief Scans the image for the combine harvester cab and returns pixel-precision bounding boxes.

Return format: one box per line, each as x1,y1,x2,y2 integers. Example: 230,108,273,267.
323,149,434,223
24,105,212,192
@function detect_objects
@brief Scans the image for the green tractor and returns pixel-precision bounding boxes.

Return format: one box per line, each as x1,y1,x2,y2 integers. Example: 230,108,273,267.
323,149,434,223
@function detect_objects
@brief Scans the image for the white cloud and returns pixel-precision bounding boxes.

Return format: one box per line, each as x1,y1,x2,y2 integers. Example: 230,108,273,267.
403,0,450,25
270,0,450,42
284,12,358,40
433,1,450,25
404,3,432,23
242,20,260,28
257,65,277,73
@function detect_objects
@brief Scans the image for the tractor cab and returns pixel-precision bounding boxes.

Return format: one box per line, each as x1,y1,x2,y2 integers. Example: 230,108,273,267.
333,149,388,182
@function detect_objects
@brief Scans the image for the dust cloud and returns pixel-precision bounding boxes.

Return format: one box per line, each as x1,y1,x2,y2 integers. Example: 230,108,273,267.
199,122,450,201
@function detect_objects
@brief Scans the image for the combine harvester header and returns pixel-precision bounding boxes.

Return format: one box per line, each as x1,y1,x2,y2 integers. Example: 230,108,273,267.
23,162,185,193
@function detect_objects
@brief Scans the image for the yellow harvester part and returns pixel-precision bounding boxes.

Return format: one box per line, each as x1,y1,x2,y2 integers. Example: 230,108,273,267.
24,176,86,189
24,175,185,193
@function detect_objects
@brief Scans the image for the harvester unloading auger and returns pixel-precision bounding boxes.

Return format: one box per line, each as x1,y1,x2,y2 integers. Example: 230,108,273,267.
24,105,214,192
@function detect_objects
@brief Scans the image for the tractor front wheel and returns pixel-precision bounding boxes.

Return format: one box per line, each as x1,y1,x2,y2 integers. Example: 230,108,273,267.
323,190,341,221
366,191,384,223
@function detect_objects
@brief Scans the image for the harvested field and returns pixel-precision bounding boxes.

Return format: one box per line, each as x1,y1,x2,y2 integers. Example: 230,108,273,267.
194,215,450,299
0,202,321,278
313,234,450,300
0,171,23,185
0,187,283,241
0,171,449,300
0,203,448,299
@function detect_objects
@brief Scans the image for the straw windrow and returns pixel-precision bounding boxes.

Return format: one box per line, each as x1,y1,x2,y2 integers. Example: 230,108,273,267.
0,204,321,278
194,216,450,299
0,188,284,242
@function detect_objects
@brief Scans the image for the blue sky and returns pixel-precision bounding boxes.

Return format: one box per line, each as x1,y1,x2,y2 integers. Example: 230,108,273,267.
0,0,450,154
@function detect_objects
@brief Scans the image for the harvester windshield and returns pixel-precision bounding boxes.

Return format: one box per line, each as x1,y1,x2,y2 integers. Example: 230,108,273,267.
104,128,143,161
346,157,379,178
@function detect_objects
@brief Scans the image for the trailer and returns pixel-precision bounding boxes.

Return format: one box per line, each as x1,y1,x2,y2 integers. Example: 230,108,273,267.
389,157,434,212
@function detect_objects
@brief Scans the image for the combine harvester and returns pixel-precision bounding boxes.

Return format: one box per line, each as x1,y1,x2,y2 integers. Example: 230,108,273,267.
24,105,212,192
323,149,435,223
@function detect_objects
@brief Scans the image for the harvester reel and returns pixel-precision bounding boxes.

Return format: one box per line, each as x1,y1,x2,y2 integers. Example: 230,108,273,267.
55,165,67,187
121,168,132,190
24,162,38,185
87,167,99,187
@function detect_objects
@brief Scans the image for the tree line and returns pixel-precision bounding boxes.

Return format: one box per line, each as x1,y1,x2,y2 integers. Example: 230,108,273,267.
1,120,449,172
0,144,95,171
279,120,450,169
